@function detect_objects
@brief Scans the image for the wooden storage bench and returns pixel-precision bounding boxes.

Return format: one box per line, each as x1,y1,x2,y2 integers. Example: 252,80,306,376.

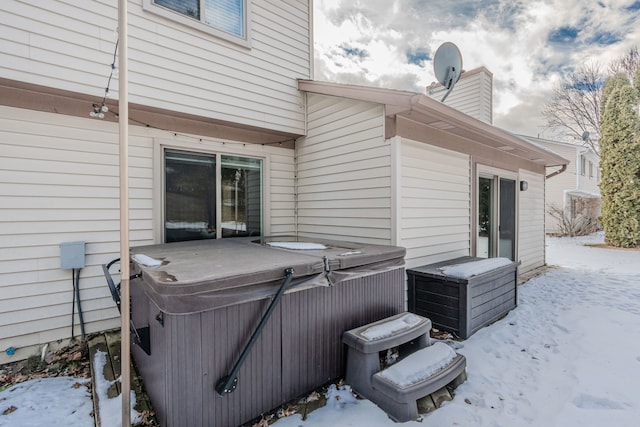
407,257,518,339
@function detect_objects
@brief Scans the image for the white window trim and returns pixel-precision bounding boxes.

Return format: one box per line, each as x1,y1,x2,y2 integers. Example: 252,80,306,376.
153,138,269,244
142,0,252,48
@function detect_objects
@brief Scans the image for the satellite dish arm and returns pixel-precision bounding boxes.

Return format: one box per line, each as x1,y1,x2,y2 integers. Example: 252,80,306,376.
441,66,459,102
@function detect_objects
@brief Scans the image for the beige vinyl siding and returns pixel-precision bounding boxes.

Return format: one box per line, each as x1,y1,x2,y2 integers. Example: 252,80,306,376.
399,139,471,269
296,93,391,244
435,69,493,124
517,170,545,273
0,106,295,363
0,0,310,135
0,107,149,363
268,152,296,235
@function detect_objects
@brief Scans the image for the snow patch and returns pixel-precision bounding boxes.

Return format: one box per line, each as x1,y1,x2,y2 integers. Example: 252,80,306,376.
360,313,422,341
266,242,328,250
377,343,457,387
0,377,93,427
439,257,512,278
93,350,142,427
131,253,162,267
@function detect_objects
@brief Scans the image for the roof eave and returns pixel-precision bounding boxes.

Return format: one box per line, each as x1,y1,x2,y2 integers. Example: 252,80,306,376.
298,80,570,168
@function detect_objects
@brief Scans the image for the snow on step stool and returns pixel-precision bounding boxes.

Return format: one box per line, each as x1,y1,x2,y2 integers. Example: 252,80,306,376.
374,342,457,388
371,345,466,422
343,312,431,354
343,313,466,423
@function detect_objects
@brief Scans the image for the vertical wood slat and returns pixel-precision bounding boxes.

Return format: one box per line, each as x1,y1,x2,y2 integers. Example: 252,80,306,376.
132,267,404,427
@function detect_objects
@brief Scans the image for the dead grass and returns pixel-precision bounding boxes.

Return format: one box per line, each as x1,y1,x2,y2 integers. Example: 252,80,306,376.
0,339,91,392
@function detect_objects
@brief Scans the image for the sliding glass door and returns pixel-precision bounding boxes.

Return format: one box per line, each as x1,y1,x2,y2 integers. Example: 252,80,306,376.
477,174,516,260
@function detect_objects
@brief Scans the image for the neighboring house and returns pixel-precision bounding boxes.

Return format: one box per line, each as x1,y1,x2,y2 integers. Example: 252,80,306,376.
521,136,601,234
0,0,568,364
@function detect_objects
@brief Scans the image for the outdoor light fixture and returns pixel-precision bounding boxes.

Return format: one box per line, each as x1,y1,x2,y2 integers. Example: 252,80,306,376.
520,180,528,191
89,104,105,119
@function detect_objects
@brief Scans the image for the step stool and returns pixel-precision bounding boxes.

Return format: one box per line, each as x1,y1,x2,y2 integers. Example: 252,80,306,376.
343,312,466,422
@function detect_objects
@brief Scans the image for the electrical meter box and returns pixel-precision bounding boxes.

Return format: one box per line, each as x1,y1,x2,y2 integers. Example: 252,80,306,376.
60,241,86,269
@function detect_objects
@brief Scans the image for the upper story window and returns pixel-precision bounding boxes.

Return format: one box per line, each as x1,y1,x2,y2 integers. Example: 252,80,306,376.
580,155,586,176
589,161,593,178
145,0,249,45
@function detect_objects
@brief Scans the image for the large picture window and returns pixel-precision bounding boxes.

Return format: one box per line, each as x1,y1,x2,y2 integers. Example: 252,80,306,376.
149,0,247,39
164,149,262,242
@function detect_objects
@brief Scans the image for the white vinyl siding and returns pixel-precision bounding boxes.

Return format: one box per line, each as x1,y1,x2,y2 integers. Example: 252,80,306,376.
517,170,545,273
399,139,471,269
0,0,310,135
296,94,391,244
432,68,493,124
0,106,294,363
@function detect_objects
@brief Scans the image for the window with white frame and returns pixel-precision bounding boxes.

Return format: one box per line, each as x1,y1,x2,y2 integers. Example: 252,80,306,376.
580,155,586,176
164,149,262,242
146,0,248,41
589,161,593,178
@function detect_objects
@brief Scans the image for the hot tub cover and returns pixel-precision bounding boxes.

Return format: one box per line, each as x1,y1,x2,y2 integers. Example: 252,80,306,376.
129,237,405,314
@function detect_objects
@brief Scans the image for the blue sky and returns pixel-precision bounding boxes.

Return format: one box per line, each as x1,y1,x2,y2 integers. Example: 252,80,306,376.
313,0,640,138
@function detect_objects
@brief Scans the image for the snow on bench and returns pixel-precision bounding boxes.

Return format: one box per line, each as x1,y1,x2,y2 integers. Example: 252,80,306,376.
438,257,512,279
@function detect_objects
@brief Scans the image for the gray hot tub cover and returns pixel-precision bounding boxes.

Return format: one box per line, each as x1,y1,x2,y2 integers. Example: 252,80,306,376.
129,237,406,315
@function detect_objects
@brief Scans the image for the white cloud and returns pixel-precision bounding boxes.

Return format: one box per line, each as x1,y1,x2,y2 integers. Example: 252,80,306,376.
313,0,640,137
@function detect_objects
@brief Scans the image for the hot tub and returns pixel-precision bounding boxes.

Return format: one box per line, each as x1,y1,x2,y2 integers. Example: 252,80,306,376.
128,237,406,427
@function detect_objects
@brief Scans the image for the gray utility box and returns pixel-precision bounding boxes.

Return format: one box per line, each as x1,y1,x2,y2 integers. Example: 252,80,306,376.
59,241,86,269
407,256,518,339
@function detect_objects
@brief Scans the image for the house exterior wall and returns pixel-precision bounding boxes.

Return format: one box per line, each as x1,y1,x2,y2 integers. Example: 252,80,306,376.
0,106,295,363
398,139,471,270
517,169,546,273
0,0,311,135
576,149,600,193
296,93,392,244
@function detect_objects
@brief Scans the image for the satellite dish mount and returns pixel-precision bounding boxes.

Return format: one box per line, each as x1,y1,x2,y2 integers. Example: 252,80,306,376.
433,42,463,102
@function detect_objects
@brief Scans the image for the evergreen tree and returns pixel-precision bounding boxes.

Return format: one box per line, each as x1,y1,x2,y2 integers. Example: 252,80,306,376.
598,73,640,247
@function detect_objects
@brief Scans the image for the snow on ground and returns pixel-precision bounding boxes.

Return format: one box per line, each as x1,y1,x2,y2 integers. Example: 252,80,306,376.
0,350,141,426
273,232,640,426
0,377,93,427
1,232,639,426
92,350,142,427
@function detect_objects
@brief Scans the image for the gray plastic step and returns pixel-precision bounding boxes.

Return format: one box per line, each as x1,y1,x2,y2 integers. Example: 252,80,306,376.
343,312,466,422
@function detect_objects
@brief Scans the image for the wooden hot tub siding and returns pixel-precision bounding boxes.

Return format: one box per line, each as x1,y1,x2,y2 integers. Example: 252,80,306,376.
131,267,405,427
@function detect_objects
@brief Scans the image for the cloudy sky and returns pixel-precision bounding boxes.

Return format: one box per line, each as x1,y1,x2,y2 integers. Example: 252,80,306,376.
313,0,640,139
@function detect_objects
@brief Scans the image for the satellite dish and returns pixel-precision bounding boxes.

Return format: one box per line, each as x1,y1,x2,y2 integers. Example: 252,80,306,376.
433,42,463,102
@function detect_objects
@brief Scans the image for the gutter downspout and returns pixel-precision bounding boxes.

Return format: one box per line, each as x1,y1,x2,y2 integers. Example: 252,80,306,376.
546,164,567,179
